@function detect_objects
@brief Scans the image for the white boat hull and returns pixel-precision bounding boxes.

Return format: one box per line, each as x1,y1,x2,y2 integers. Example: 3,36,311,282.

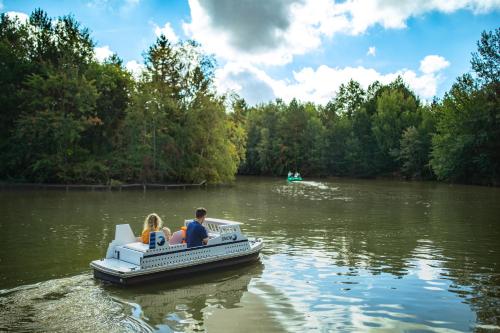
92,246,262,285
91,219,264,285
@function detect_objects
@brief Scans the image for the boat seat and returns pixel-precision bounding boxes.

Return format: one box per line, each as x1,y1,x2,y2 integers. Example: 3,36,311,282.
123,242,149,253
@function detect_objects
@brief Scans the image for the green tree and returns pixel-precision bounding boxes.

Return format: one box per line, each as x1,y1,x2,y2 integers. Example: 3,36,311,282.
228,95,248,168
399,126,430,179
431,29,499,185
0,13,33,177
13,66,99,182
240,102,281,175
431,75,498,184
372,83,420,172
399,104,436,179
184,95,239,182
2,10,103,183
119,35,238,183
471,28,500,85
84,57,133,162
334,80,366,117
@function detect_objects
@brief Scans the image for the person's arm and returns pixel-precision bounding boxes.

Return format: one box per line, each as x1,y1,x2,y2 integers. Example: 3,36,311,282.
201,226,208,245
140,230,149,244
162,227,172,240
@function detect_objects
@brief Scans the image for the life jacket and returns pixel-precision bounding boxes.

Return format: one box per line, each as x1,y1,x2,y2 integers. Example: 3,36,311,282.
181,226,187,244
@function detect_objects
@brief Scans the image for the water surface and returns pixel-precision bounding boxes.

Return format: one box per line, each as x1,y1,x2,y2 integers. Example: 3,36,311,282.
1,177,500,332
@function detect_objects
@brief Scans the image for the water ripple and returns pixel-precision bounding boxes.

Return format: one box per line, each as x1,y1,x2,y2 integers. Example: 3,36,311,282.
0,274,153,333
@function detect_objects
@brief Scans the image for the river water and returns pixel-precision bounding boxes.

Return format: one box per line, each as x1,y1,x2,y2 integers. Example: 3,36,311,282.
1,177,499,332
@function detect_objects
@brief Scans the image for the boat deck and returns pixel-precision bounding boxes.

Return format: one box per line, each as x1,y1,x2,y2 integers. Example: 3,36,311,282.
93,258,140,273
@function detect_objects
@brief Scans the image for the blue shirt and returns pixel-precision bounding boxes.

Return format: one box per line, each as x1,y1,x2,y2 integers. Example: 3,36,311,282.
186,220,208,248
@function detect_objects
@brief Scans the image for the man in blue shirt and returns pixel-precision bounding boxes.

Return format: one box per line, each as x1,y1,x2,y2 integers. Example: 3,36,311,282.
186,207,209,248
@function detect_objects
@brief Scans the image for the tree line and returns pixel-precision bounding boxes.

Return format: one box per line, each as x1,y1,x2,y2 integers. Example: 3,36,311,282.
0,10,498,185
0,9,244,184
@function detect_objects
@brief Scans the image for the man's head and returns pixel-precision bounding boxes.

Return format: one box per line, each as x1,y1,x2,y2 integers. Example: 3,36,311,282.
195,207,207,222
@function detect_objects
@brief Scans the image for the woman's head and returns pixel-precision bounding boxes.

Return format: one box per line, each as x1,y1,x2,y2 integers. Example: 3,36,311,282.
144,213,163,231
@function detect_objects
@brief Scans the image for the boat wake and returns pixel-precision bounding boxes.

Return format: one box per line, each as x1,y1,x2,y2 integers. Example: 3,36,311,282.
0,262,265,332
0,274,153,332
275,181,352,201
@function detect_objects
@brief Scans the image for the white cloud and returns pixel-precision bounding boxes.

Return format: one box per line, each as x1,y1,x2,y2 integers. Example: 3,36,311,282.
216,55,449,105
419,55,450,74
184,0,348,66
125,60,145,80
120,0,140,15
86,0,106,8
186,1,481,104
5,11,29,24
338,0,500,34
215,63,277,105
185,0,499,66
153,22,179,43
94,45,114,62
86,0,140,15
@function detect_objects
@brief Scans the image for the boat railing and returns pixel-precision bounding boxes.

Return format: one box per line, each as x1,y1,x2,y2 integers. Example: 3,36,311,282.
219,224,241,234
185,218,242,235
204,222,241,234
205,222,221,233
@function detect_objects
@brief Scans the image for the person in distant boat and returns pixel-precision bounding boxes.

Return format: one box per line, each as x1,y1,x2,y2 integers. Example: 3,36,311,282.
186,207,209,248
139,213,171,244
288,171,293,178
294,171,300,178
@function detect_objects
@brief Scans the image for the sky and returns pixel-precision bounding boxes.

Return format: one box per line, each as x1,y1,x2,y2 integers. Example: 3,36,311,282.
2,0,499,105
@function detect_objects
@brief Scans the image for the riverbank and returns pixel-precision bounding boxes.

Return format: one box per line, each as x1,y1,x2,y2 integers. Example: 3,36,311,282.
0,180,207,191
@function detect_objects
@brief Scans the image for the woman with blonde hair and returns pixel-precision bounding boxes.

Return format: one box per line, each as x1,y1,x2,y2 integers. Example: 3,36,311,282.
139,213,171,244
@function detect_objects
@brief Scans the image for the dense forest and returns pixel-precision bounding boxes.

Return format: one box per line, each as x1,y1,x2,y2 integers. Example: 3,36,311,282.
1,10,499,185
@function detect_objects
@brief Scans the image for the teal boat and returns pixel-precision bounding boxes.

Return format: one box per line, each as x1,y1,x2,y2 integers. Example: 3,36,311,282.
287,176,303,182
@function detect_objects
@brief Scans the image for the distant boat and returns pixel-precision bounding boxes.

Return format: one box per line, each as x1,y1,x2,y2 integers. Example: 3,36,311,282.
287,175,303,182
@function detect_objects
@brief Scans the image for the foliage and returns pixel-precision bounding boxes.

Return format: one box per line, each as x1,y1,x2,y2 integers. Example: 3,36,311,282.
371,85,420,172
0,10,497,186
0,10,103,182
431,28,499,185
431,75,499,184
117,35,240,183
471,28,499,85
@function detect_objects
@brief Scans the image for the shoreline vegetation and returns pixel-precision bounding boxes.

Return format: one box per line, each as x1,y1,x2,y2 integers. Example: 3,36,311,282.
1,10,498,187
0,180,207,191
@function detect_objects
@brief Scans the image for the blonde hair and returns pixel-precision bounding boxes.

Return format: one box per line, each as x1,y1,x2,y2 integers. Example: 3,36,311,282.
143,213,163,232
